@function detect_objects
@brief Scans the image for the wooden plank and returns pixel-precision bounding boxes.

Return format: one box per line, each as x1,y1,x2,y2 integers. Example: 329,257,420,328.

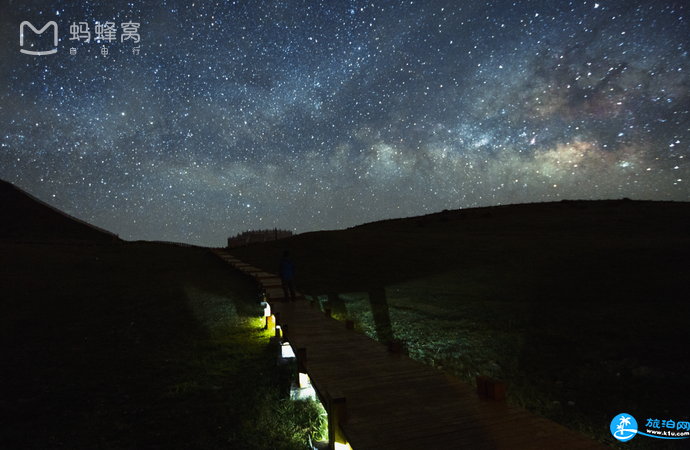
343,400,528,430
254,272,278,279
264,288,286,300
342,409,535,444
226,258,609,450
346,419,608,450
260,278,283,288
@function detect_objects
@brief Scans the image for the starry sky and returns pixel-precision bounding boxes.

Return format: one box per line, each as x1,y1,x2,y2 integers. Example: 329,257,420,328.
1,0,689,246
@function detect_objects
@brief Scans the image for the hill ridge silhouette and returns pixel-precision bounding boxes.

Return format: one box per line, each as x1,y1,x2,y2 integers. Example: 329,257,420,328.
0,179,120,244
232,197,690,293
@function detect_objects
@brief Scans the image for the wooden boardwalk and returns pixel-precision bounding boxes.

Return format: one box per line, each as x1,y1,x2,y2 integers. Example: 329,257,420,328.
211,249,610,450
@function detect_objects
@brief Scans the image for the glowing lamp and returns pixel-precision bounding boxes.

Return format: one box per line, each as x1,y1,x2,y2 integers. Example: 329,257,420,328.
299,372,310,388
281,342,295,359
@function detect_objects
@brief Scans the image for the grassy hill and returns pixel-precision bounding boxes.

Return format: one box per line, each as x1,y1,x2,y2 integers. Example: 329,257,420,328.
232,199,690,297
231,199,690,449
0,180,326,449
0,180,120,244
3,179,688,449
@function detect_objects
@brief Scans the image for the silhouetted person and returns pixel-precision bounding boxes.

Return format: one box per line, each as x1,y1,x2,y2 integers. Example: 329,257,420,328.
279,250,296,302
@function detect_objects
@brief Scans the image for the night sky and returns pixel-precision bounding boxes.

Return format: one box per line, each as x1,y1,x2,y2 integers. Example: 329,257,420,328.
1,0,688,246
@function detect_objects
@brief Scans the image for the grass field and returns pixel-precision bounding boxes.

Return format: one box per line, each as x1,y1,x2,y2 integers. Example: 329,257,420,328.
0,242,326,450
231,200,690,449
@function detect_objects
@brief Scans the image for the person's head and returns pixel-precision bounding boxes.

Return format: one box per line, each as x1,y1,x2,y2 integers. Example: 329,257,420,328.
283,250,290,257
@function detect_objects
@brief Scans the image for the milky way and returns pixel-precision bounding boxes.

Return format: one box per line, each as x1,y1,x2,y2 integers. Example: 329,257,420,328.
1,0,688,246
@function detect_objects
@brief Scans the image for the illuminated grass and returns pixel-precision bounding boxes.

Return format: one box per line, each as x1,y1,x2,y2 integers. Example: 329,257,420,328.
0,242,324,450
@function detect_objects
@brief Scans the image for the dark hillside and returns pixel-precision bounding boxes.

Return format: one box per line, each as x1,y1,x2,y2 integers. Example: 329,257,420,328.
0,179,120,244
231,199,690,300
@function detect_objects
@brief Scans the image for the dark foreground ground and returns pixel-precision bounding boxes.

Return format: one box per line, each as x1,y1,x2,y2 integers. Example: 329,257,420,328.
232,200,690,449
0,242,325,450
2,199,688,449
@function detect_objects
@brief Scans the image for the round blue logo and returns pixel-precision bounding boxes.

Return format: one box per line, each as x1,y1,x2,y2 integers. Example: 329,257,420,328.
611,413,638,442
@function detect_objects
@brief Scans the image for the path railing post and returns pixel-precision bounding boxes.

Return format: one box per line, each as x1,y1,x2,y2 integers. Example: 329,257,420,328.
274,313,282,338
327,388,347,450
476,375,506,401
387,339,402,353
297,347,308,387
